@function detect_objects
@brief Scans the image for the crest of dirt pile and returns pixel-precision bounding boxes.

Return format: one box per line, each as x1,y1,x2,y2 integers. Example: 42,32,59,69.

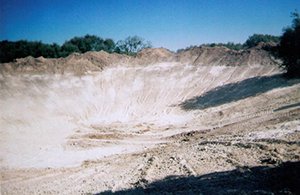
0,51,131,75
176,44,280,66
133,48,175,65
0,45,280,75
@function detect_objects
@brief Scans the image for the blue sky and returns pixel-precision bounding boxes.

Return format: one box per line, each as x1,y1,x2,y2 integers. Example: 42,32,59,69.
0,0,299,51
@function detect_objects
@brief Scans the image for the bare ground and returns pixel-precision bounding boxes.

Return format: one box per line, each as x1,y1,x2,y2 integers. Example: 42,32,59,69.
1,61,300,194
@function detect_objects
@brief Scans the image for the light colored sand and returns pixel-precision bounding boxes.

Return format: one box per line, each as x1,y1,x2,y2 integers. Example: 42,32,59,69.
1,63,299,194
0,64,279,168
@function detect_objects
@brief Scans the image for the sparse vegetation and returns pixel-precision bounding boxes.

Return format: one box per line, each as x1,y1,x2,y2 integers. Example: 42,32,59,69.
115,36,152,56
0,35,151,63
244,34,279,48
177,34,280,53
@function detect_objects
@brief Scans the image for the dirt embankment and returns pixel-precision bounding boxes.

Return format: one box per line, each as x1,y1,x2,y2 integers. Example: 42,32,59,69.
0,45,279,75
177,44,279,66
1,44,299,194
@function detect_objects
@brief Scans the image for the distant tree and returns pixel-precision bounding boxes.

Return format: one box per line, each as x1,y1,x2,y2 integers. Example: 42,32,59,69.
223,42,244,50
0,35,118,62
62,34,116,54
63,35,93,53
60,42,80,57
103,38,116,53
15,40,31,58
0,40,64,62
0,40,16,62
115,36,152,55
50,43,61,58
204,42,244,50
278,11,300,78
186,42,244,51
244,34,280,48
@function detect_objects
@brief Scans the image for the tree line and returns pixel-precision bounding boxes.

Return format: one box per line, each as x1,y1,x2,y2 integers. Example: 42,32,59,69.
178,34,280,52
0,12,299,77
0,35,151,63
0,33,280,64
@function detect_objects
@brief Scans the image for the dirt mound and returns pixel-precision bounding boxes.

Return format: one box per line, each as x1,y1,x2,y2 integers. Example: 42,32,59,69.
134,48,175,65
1,53,299,194
0,46,280,75
0,51,131,75
176,45,279,66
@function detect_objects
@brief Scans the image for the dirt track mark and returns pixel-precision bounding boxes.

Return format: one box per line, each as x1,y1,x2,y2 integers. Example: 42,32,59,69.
111,155,158,191
178,158,197,176
274,102,300,112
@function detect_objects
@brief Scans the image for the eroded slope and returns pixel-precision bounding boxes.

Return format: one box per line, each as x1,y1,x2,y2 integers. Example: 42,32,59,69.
0,48,299,194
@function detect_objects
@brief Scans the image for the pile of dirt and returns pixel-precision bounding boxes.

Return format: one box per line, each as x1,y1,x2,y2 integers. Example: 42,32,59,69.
176,45,279,66
0,51,131,75
0,47,299,194
0,45,280,75
133,48,175,65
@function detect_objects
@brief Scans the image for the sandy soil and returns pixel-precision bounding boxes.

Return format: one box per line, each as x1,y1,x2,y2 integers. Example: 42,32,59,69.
1,62,299,194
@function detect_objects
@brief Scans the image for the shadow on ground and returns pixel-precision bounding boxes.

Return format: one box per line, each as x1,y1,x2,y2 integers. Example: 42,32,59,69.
98,161,300,194
179,74,300,110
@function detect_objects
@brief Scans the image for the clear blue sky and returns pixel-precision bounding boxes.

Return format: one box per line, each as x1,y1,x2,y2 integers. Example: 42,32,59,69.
0,0,299,51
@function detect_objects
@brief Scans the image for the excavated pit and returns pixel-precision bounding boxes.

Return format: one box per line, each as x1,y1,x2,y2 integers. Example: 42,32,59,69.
1,47,300,194
1,63,281,168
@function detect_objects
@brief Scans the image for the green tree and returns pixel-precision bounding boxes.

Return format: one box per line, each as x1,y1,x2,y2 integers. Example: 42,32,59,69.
0,35,117,62
60,42,79,57
50,43,61,58
278,12,300,78
244,34,280,48
0,40,62,62
0,40,17,62
115,36,152,55
62,34,116,54
223,42,244,50
103,38,116,53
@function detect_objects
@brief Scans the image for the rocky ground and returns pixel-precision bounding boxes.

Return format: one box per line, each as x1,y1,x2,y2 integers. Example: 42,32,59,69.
0,48,299,194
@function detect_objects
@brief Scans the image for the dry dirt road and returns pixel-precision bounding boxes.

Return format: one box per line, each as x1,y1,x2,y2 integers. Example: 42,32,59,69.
1,63,300,194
